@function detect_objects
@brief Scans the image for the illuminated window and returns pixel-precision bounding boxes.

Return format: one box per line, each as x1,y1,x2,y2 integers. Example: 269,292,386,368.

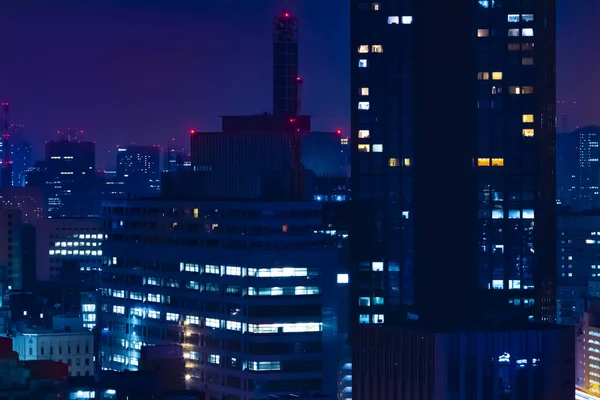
491,158,504,167
492,72,503,80
358,59,368,68
508,43,520,51
522,129,534,137
477,29,489,37
282,224,288,233
358,45,369,53
507,14,520,22
403,158,411,167
389,158,399,167
388,16,399,24
371,45,383,53
522,57,534,65
522,14,534,22
522,28,534,37
522,86,534,94
522,114,534,123
372,2,380,10
477,72,489,80
478,158,490,166
358,130,370,139
360,87,369,96
508,29,520,37
491,86,502,94
509,86,521,94
522,42,534,51
401,16,413,24
358,101,370,110
358,144,370,153
372,144,383,152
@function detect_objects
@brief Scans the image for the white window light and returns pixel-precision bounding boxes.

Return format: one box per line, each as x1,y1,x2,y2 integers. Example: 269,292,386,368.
337,273,349,284
372,144,383,152
387,16,399,24
372,262,383,272
507,14,520,22
522,28,534,37
401,16,413,24
358,59,368,68
358,102,370,110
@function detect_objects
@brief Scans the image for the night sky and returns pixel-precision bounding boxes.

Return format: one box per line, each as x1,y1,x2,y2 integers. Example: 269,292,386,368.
0,0,593,165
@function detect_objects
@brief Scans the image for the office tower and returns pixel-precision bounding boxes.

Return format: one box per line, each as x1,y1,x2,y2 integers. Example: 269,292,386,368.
556,126,600,211
98,199,341,398
273,13,299,116
35,218,103,281
302,132,349,178
11,136,33,188
191,115,309,200
0,209,24,291
97,169,126,199
116,145,161,198
45,138,96,217
0,187,45,223
350,1,570,398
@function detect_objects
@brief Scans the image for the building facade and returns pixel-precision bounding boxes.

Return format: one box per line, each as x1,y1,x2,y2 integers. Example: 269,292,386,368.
45,139,96,217
116,145,161,198
98,199,343,400
35,218,104,281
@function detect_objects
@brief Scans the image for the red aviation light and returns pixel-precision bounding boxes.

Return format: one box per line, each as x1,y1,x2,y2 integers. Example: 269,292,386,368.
284,12,290,18
190,129,196,135
336,129,342,135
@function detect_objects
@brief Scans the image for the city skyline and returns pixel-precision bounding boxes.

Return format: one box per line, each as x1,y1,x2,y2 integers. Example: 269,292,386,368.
0,0,591,165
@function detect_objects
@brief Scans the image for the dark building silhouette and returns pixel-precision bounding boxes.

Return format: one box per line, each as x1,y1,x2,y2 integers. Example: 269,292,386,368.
273,13,299,116
10,136,33,188
116,145,161,197
350,0,569,398
556,126,600,211
44,138,96,217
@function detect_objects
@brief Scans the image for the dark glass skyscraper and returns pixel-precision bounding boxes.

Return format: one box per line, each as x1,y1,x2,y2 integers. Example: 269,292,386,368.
350,0,557,326
273,13,299,116
116,145,161,197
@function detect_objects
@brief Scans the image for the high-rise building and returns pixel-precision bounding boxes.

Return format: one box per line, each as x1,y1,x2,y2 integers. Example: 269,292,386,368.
98,199,342,398
116,145,161,198
556,126,600,211
45,138,96,217
10,136,33,188
350,0,569,398
162,147,189,173
302,132,349,178
273,13,299,116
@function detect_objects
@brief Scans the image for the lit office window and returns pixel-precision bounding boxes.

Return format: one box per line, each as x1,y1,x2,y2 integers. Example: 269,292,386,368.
522,57,534,65
358,144,370,153
477,29,489,37
360,87,369,96
372,314,384,324
371,45,383,53
372,2,380,10
372,144,383,152
401,16,413,24
372,262,383,272
358,59,368,68
491,158,504,167
522,14,534,22
388,16,399,24
477,158,490,166
359,297,371,306
358,45,369,53
507,14,520,22
389,158,399,167
522,114,534,123
522,28,534,37
508,29,520,36
508,43,520,51
522,86,534,94
477,72,489,80
509,86,521,94
358,102,370,110
522,43,534,51
358,130,370,139
492,72,503,80
522,129,534,137
403,158,411,167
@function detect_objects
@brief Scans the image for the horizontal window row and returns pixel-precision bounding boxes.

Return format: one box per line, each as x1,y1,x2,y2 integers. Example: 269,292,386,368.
507,14,534,23
357,45,383,54
477,28,533,37
477,158,504,167
478,72,503,81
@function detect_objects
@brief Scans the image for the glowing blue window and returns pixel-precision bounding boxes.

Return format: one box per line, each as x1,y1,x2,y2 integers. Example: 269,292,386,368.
492,209,504,219
358,59,368,68
359,314,370,324
387,16,399,24
358,297,370,306
337,273,349,284
508,210,520,219
522,209,534,219
492,280,504,289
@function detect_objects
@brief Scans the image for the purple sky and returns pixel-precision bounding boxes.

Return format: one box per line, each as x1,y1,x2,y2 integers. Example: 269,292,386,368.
0,0,592,165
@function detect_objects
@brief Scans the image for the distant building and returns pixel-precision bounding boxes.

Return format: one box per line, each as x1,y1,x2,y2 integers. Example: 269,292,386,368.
12,316,94,377
0,187,45,223
80,291,97,330
97,169,126,199
10,136,33,188
0,208,24,291
45,139,96,217
35,217,104,281
116,145,161,197
557,126,600,211
580,299,600,394
301,132,349,178
162,147,190,173
191,115,310,200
